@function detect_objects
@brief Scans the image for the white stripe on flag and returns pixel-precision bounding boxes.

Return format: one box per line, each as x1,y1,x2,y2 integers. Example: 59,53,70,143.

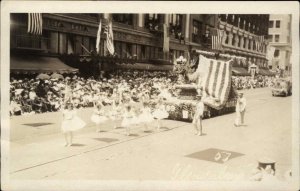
36,13,40,35
30,13,34,34
33,13,37,34
39,13,43,35
96,19,102,53
27,13,31,33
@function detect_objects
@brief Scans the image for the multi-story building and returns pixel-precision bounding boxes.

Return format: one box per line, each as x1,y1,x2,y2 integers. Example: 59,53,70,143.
268,14,292,76
218,14,270,74
10,13,270,76
10,13,219,75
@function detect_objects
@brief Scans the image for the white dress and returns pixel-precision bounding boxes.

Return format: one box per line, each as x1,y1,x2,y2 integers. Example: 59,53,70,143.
61,110,86,132
153,105,169,120
91,109,108,124
138,107,154,123
121,110,136,127
109,102,122,120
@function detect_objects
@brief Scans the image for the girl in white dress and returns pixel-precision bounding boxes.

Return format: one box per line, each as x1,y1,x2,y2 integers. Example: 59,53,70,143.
152,97,169,130
109,99,122,129
138,101,154,131
61,103,86,147
121,104,135,136
91,103,108,133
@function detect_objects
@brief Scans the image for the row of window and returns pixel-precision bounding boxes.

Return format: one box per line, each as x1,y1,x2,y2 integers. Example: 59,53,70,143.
268,34,290,43
269,20,280,28
268,34,280,42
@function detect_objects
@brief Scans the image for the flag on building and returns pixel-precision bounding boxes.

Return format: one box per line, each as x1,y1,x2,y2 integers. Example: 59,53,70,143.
196,55,233,109
163,24,170,53
104,20,115,55
27,13,43,35
211,28,225,50
96,19,102,54
266,45,276,62
258,35,265,51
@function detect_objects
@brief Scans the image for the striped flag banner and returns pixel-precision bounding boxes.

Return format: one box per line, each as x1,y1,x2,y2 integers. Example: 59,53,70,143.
104,20,115,55
96,19,102,54
258,35,264,51
211,29,224,50
197,55,233,109
27,13,42,35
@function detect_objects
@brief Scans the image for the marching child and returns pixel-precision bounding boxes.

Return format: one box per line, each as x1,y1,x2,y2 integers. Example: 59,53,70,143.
61,103,86,146
91,103,108,133
121,104,135,136
152,97,169,131
109,99,122,129
138,101,154,131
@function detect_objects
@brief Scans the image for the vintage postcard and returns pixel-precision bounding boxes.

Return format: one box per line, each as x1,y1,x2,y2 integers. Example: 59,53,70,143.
1,1,299,191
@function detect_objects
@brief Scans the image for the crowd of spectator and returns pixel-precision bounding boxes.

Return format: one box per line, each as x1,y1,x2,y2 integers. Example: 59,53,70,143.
10,70,178,116
232,75,275,90
10,69,276,116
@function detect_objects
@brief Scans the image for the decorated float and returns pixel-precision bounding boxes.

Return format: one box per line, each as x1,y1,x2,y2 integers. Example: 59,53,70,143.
160,50,241,122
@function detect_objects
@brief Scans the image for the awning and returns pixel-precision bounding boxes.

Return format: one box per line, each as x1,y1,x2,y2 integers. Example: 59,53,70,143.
10,55,78,74
115,63,173,71
232,67,250,76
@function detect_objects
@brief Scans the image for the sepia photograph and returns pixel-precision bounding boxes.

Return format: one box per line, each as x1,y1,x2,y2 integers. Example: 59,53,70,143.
1,1,299,191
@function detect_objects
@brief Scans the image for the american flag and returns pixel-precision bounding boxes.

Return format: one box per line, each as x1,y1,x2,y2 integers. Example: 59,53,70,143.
197,55,232,109
27,13,43,35
104,20,115,55
211,29,225,50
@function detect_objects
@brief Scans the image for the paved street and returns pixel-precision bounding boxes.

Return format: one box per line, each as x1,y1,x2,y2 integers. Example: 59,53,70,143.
9,87,292,181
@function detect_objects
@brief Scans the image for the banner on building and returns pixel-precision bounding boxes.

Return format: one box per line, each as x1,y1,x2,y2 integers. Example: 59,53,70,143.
266,45,276,61
104,20,115,55
197,55,232,109
27,13,43,35
258,35,265,51
163,24,170,53
211,29,225,50
96,19,102,54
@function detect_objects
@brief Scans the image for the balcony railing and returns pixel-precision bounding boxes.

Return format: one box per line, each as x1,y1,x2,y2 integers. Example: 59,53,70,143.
14,35,50,50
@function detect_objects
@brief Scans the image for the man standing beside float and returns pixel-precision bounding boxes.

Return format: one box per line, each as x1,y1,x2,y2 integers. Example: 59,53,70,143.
234,92,246,127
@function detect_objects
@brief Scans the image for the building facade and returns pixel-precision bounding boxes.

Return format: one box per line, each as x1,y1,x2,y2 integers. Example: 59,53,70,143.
10,13,270,75
268,14,292,75
218,14,270,70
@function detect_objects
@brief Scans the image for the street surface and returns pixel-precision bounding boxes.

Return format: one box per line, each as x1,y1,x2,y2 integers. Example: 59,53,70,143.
9,87,292,181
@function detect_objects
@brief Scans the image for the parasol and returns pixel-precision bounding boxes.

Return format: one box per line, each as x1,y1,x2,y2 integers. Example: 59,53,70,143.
51,73,64,79
36,73,50,80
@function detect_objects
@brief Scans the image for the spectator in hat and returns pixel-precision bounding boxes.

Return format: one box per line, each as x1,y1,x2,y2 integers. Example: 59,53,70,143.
234,92,246,127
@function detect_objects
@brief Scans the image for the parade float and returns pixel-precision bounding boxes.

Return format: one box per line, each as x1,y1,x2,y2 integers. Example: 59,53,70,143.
162,50,241,122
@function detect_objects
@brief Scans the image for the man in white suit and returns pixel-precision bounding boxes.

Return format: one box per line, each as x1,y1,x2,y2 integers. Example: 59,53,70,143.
234,92,246,127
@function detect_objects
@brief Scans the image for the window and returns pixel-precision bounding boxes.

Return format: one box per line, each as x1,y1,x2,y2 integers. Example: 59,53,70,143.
286,51,289,59
287,22,291,30
268,35,273,42
287,36,290,43
169,14,183,38
275,20,280,28
145,14,160,31
274,49,280,57
192,20,202,43
275,35,280,42
269,20,274,28
112,14,133,25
